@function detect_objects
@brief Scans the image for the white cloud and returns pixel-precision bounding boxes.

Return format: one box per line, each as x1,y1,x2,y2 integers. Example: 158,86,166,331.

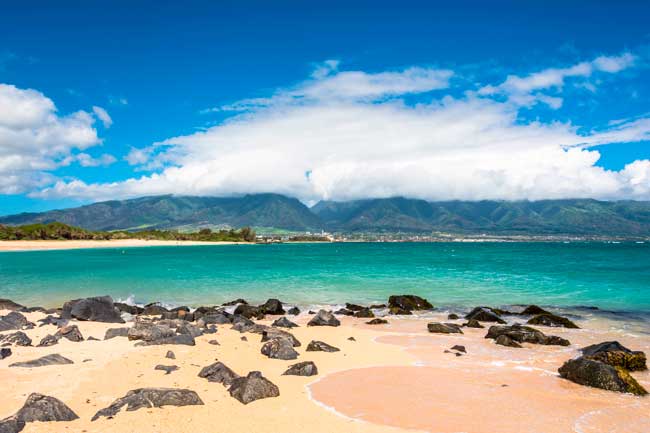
92,106,113,128
479,52,637,108
0,83,104,194
74,153,116,167
202,61,453,113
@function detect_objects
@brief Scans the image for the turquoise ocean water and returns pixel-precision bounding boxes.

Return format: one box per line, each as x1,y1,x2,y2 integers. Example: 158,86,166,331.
1,242,649,312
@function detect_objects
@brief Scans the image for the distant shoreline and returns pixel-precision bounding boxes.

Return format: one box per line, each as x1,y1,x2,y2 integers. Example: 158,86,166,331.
0,239,249,252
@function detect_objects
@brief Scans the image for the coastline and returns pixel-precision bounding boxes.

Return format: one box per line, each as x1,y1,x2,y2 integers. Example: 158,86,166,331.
1,304,648,433
0,239,249,252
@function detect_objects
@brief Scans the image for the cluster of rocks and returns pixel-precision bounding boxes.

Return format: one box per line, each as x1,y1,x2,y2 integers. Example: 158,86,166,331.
198,361,280,404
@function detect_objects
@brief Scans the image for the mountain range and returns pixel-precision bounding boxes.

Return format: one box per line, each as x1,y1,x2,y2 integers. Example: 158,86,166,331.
2,194,650,237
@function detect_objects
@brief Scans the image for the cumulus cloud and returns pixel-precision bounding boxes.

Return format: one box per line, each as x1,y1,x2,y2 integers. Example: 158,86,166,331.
0,83,105,194
92,106,113,128
15,52,650,203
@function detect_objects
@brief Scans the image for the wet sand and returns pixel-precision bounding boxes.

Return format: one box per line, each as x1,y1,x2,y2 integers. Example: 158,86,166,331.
0,239,245,252
1,310,648,432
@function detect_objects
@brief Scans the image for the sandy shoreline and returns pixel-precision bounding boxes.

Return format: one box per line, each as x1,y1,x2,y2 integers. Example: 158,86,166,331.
0,239,248,252
1,304,649,433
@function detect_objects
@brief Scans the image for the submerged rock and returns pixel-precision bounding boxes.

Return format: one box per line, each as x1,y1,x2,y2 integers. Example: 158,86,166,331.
261,338,299,360
307,310,340,327
388,295,433,312
527,313,579,329
558,357,648,395
581,341,647,371
61,296,124,323
228,371,279,404
283,361,318,376
91,388,204,421
306,340,340,352
334,308,354,316
427,323,463,334
198,361,240,386
55,324,84,342
272,317,298,328
366,318,388,325
485,324,570,346
465,307,506,324
519,305,551,315
388,306,412,315
0,331,32,346
155,364,179,375
10,354,74,368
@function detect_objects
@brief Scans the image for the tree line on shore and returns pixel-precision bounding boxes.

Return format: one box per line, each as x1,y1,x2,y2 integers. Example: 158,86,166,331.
0,222,257,242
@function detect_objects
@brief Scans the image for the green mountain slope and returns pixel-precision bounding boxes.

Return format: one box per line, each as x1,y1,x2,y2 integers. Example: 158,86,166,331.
0,194,323,232
311,198,650,236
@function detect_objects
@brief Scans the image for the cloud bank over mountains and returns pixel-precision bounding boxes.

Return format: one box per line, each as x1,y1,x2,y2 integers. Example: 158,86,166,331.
2,51,650,203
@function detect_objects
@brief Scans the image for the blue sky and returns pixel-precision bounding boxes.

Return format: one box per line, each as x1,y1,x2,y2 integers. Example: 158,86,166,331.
1,1,650,215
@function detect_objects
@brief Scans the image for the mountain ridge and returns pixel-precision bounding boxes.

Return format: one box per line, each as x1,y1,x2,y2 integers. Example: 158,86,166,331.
2,194,650,237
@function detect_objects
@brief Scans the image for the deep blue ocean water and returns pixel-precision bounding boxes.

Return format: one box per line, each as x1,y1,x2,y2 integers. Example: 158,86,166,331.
1,242,649,312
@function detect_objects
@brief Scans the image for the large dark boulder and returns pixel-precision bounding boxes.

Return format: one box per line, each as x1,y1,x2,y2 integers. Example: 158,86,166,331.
581,341,647,371
0,331,32,346
261,338,299,360
388,295,433,312
307,310,340,327
14,393,79,423
558,357,648,396
283,361,318,376
128,321,175,341
0,312,34,331
233,304,265,320
306,340,340,352
287,307,300,315
61,296,124,323
465,307,506,324
260,298,285,315
527,313,579,329
0,299,24,311
228,371,279,404
261,329,301,347
55,324,84,342
427,323,463,334
10,354,74,368
485,324,570,346
197,312,231,326
91,388,204,421
198,361,240,386
272,317,298,328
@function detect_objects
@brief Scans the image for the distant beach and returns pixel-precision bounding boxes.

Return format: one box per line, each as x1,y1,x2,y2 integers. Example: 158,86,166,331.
0,239,245,252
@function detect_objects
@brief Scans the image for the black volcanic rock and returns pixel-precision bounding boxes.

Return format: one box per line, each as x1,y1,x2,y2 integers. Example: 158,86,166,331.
233,304,265,320
306,340,340,352
61,296,124,323
10,354,74,368
366,318,388,325
558,357,647,395
283,361,318,376
104,327,129,340
427,323,463,334
272,317,298,328
0,312,34,331
13,393,79,423
260,298,285,315
261,338,299,360
0,331,32,346
0,299,24,311
307,310,340,327
527,313,579,329
580,341,647,371
55,324,84,342
228,371,280,404
91,388,204,421
388,295,433,312
155,364,179,375
353,308,374,318
485,324,570,346
520,305,551,316
198,361,240,386
287,307,300,315
464,307,506,324
0,348,11,360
